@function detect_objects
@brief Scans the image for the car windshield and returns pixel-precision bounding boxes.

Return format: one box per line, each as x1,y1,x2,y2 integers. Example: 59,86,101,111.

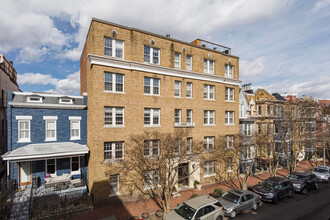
222,191,240,204
314,168,328,174
175,203,196,220
259,181,276,189
286,174,306,181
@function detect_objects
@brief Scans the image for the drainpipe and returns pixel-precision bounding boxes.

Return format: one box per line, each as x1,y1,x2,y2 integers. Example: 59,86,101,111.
7,160,9,176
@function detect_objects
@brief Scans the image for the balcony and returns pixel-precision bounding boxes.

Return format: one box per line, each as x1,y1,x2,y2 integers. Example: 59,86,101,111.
191,39,231,55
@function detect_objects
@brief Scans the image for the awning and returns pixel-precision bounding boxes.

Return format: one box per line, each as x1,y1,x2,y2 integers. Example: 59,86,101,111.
2,142,89,162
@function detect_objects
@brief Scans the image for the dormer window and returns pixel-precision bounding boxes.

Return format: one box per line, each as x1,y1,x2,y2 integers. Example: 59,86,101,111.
59,98,73,104
27,96,43,103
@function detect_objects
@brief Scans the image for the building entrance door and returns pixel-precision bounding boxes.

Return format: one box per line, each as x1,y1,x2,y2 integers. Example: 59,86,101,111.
178,163,189,186
19,162,31,186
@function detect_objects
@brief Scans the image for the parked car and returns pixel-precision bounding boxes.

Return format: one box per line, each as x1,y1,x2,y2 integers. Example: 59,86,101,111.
251,177,294,204
218,189,261,218
286,172,320,194
312,165,330,183
164,195,224,220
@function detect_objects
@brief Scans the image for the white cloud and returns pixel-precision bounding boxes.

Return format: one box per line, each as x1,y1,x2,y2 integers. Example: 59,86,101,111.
240,57,266,78
18,71,80,95
1,0,293,62
263,75,330,98
18,73,58,85
311,0,330,12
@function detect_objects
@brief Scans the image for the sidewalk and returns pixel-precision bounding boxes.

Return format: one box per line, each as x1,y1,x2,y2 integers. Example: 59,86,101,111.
76,160,328,220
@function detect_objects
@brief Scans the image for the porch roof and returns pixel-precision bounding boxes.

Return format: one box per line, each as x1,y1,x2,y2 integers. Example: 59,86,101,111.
2,142,89,162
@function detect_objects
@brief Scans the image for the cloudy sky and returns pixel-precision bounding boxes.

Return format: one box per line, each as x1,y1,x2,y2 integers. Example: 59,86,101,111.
1,0,330,98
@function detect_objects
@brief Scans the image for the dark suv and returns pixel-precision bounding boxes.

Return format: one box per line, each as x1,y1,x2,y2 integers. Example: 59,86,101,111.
286,172,319,194
251,177,294,204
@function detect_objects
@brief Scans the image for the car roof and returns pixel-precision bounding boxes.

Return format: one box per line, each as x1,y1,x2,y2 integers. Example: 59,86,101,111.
291,172,312,176
229,189,247,196
185,195,218,209
315,165,330,170
265,177,286,182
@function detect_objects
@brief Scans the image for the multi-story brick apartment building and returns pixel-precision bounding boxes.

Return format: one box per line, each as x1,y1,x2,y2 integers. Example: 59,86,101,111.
2,91,88,188
0,54,20,178
80,18,241,202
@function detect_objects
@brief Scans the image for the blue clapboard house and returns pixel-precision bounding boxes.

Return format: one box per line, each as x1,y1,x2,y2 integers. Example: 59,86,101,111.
2,91,88,189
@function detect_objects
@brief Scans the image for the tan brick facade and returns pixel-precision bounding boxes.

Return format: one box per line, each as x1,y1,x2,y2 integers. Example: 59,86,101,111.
80,18,241,203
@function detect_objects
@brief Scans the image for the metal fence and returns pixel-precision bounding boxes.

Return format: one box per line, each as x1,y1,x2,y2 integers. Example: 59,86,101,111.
1,176,93,220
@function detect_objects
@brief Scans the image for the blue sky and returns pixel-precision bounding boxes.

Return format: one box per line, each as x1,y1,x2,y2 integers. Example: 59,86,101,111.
1,0,330,98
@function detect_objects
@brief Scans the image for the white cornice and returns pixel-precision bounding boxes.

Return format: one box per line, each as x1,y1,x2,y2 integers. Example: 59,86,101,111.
88,54,242,86
9,102,87,109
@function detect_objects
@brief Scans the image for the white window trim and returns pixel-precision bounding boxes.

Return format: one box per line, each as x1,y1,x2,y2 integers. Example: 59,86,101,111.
174,52,181,69
69,117,81,140
186,55,192,71
70,156,81,175
225,64,234,78
186,82,193,99
104,142,125,163
204,161,215,178
144,77,160,96
144,46,160,65
174,109,181,126
144,108,161,127
45,159,57,176
59,98,73,104
225,111,235,125
44,117,57,142
174,81,181,98
27,96,43,103
16,116,32,143
204,59,214,74
104,107,125,128
186,137,192,154
204,85,215,100
104,37,125,59
109,174,120,197
226,135,234,149
204,137,215,152
227,158,233,172
144,140,160,157
104,72,125,94
186,109,193,125
144,170,160,190
225,87,235,102
204,110,215,126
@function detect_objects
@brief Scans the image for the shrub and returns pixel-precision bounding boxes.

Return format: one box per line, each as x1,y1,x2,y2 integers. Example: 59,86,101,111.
194,180,200,186
190,193,199,199
212,188,224,198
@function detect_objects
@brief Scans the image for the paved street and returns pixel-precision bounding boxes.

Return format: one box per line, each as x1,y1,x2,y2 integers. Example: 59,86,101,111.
234,182,330,220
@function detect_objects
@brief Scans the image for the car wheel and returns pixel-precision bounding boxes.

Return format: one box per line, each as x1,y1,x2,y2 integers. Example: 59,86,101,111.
230,210,236,218
288,190,294,198
252,202,259,210
315,182,320,190
302,188,308,195
216,215,223,220
273,196,279,204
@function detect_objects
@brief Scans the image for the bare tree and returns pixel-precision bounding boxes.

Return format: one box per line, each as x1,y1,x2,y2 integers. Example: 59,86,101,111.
110,129,203,214
211,134,254,190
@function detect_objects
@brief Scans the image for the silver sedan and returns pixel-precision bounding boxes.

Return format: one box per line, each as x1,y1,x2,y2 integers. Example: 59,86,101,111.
218,189,261,218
